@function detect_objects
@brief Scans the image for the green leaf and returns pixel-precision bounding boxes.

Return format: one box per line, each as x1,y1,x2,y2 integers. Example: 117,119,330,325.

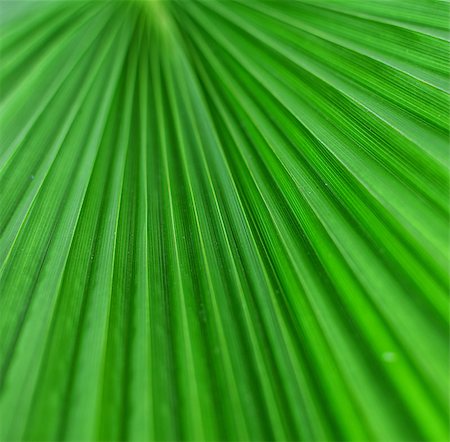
0,1,448,440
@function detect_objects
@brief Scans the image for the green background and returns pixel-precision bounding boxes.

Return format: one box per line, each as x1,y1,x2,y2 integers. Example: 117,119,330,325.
0,1,449,440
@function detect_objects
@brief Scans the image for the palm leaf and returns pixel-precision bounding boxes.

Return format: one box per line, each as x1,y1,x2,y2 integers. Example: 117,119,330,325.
0,0,448,440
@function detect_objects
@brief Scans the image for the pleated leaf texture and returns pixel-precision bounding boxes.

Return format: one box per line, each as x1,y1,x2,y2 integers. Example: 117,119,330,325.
0,0,449,440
